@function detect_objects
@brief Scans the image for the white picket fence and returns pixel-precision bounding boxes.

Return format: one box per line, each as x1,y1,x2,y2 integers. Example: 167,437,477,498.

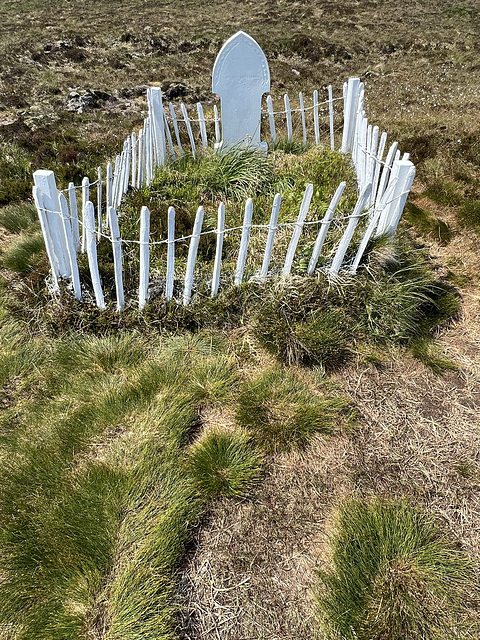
32,78,416,311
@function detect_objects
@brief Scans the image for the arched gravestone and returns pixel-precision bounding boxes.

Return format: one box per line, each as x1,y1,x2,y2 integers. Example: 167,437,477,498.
212,31,270,150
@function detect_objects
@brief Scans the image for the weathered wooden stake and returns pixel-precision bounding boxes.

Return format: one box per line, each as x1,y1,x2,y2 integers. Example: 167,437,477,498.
307,181,346,275
139,205,150,309
260,193,281,279
211,202,225,297
282,183,314,277
183,206,204,305
166,206,175,302
235,198,253,285
84,201,105,309
266,95,276,144
108,206,124,311
58,193,82,300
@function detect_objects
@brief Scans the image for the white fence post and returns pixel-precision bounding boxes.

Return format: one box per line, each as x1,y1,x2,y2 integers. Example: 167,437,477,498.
282,183,314,277
108,206,124,311
376,160,416,237
68,182,80,252
328,85,334,150
211,202,225,297
164,111,176,161
148,86,167,167
139,205,150,309
234,198,253,285
214,105,221,145
169,103,184,157
165,206,175,302
58,193,82,300
313,89,320,146
181,102,197,159
137,129,145,187
329,183,372,275
341,77,361,153
32,185,60,289
81,176,90,253
376,141,398,205
267,95,276,144
260,193,281,279
284,94,293,142
106,162,113,216
183,206,204,305
197,102,208,148
84,201,105,309
97,166,103,241
307,181,346,275
299,92,307,146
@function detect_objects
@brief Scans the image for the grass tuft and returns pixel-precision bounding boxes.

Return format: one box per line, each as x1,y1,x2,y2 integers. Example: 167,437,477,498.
315,498,479,640
1,231,45,272
0,202,38,233
187,429,262,498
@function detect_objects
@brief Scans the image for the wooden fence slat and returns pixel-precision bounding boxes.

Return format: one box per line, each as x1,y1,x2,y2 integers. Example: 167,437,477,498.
284,94,293,143
350,179,397,274
214,105,221,145
366,125,379,205
260,193,281,279
211,202,225,297
131,132,137,189
234,199,254,285
197,102,208,148
371,131,387,205
307,181,346,275
68,182,80,252
84,201,105,309
341,77,361,153
164,111,176,160
183,206,204,305
58,193,82,300
106,162,113,215
328,84,334,150
313,89,320,145
266,95,276,144
299,92,307,145
123,138,131,195
115,150,125,207
376,160,415,236
169,102,184,156
148,86,167,167
32,186,60,288
139,205,150,309
81,176,90,253
165,205,175,301
137,129,145,188
108,206,124,311
375,141,398,205
97,166,103,241
144,119,152,186
282,183,314,277
181,102,197,159
112,155,121,211
329,182,372,275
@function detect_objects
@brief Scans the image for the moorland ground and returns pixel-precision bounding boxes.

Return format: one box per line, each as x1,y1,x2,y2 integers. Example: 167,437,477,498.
1,1,480,638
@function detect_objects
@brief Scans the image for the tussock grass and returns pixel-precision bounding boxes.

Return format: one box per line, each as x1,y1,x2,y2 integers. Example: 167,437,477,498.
235,368,351,452
316,498,480,640
1,230,45,272
187,429,262,498
0,202,38,233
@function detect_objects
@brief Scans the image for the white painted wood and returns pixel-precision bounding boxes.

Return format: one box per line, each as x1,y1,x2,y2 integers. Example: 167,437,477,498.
211,202,225,297
260,192,281,279
371,131,387,205
358,117,368,191
328,85,334,150
131,132,137,188
313,89,320,145
350,179,397,274
299,92,307,146
402,152,410,161
375,141,398,204
214,105,221,145
115,150,125,207
329,182,372,275
33,170,70,276
165,206,175,302
119,142,127,200
58,193,82,300
148,86,167,167
234,198,254,285
212,31,270,149
307,181,346,275
282,183,314,277
139,205,150,309
376,160,415,236
137,129,145,187
68,182,80,252
197,102,208,148
112,155,121,211
97,166,102,241
144,119,152,186
341,77,361,153
366,126,379,205
106,162,113,214
164,111,176,161
169,103,184,157
108,206,124,311
181,102,197,159
81,176,90,253
266,95,276,144
123,138,131,195
284,94,293,142
386,164,415,236
84,201,105,309
183,206,204,305
32,186,59,289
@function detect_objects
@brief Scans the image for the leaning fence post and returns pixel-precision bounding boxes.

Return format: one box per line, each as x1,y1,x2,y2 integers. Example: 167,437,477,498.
164,111,176,161
131,132,137,188
376,141,398,205
97,166,103,241
108,206,124,311
211,202,225,297
214,105,221,146
376,160,416,237
165,206,175,302
84,201,105,309
266,95,276,144
282,183,314,277
307,181,346,275
260,193,281,279
183,206,204,305
169,103,184,157
341,77,361,153
181,102,197,159
284,94,293,143
197,102,208,148
32,186,59,290
139,205,150,309
234,198,253,285
58,193,82,300
68,182,80,252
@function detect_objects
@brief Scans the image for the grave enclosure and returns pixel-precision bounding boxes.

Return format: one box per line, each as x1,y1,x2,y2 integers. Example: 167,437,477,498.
32,31,416,311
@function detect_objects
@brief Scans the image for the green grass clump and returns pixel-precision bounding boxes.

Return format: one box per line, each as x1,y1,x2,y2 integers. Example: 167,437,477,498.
316,498,479,640
458,199,480,229
1,231,45,271
235,368,349,452
187,429,262,498
403,201,452,244
0,202,38,233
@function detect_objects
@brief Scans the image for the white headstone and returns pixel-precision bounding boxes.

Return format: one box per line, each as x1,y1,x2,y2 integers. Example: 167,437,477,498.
212,31,270,151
